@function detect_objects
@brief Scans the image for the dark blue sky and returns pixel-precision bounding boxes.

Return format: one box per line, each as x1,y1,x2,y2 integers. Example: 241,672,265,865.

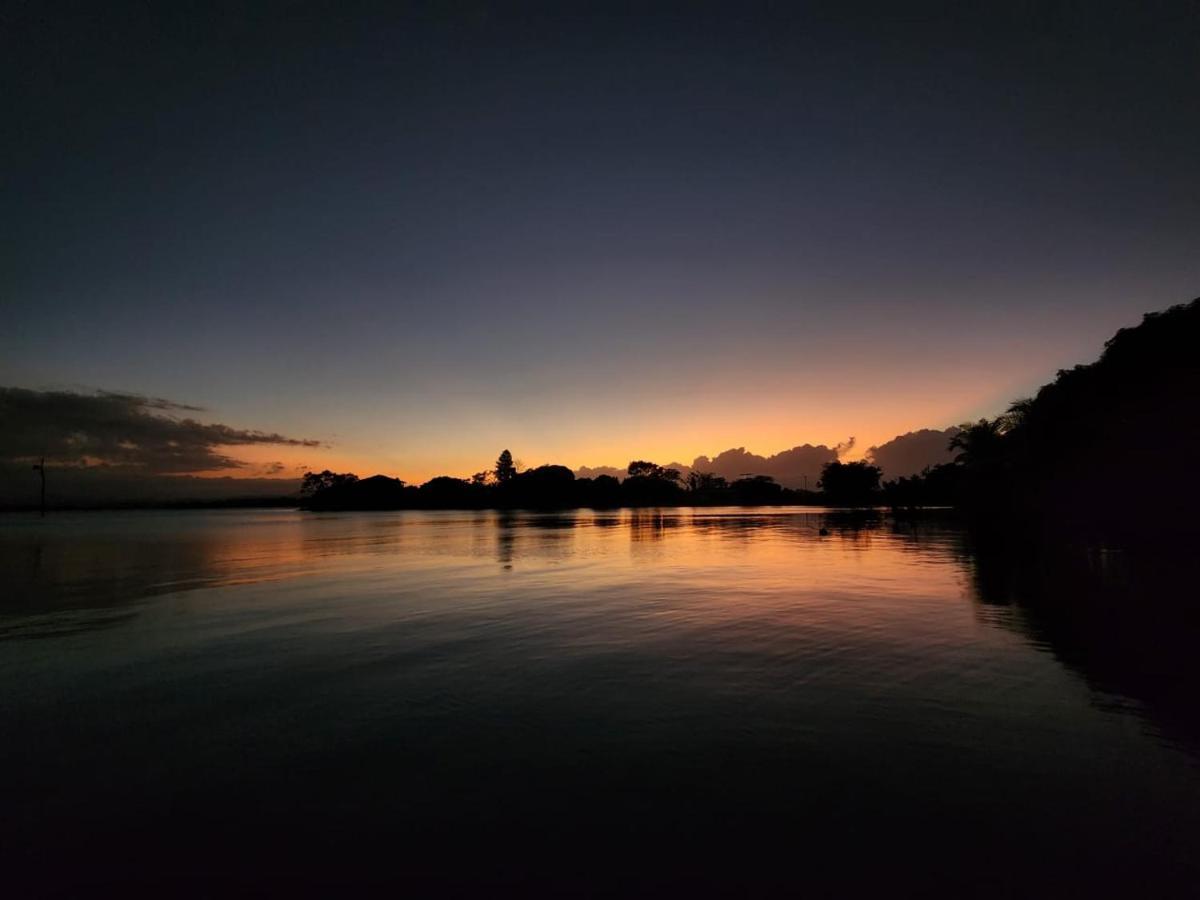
5,2,1198,478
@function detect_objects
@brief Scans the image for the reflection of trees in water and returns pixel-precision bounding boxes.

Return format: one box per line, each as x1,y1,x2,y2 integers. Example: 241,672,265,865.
527,513,577,561
757,511,1200,759
466,510,494,560
627,511,670,562
494,511,516,567
622,508,931,548
628,510,673,543
494,509,690,566
687,514,777,540
492,511,580,567
964,533,1200,758
821,509,884,532
859,514,1200,758
527,514,576,529
14,508,1194,762
817,510,885,548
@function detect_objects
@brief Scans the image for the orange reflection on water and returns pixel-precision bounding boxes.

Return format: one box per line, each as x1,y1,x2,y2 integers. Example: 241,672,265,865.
2,508,979,658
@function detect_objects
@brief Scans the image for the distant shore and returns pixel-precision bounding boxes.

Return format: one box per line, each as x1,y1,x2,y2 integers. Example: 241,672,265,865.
1,497,909,514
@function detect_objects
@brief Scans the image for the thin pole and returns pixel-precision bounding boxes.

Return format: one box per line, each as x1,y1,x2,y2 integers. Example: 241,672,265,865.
33,456,45,516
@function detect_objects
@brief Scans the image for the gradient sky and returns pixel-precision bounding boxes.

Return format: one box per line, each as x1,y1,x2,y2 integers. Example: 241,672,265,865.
5,2,1199,482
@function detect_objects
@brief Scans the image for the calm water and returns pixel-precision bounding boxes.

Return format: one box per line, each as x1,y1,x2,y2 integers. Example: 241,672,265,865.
2,508,1198,895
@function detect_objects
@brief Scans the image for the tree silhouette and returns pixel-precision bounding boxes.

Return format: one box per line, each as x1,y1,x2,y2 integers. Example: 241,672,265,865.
627,460,663,479
948,419,1007,466
300,470,359,497
513,464,576,507
732,474,782,504
686,471,727,492
495,449,516,484
998,397,1035,432
818,461,881,506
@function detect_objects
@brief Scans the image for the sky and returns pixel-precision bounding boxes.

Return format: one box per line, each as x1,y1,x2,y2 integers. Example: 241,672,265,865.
4,1,1199,486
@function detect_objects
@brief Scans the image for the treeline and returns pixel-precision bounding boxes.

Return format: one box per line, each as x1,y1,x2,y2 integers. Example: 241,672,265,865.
303,297,1199,537
301,456,846,510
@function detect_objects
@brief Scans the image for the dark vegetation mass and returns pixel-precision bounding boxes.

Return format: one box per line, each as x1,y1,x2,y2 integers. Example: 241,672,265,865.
302,298,1200,544
301,457,828,511
882,297,1200,541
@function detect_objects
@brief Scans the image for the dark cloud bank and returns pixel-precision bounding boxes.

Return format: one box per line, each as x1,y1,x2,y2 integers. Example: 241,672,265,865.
0,387,319,507
578,442,853,487
577,429,960,489
866,428,960,480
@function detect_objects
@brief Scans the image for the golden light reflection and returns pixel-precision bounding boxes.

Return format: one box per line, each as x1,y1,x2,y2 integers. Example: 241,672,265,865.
7,509,976,655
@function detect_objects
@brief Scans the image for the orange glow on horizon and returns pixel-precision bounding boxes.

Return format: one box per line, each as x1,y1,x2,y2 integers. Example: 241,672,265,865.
203,404,968,485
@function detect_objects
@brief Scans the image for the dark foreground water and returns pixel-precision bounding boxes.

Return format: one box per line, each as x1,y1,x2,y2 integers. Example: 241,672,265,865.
2,508,1198,896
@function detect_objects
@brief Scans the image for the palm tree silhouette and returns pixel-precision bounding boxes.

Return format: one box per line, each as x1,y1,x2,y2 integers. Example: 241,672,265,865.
948,420,1006,466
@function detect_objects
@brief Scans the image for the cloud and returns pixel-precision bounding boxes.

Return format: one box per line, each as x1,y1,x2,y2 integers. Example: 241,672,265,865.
577,462,694,481
95,390,205,413
0,386,321,474
691,444,840,489
579,443,844,489
866,427,960,479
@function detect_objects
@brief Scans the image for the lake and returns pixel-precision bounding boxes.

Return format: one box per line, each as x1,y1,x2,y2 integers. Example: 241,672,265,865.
2,508,1198,895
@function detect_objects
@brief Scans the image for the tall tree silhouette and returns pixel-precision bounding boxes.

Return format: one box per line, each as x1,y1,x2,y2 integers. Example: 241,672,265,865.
495,449,516,484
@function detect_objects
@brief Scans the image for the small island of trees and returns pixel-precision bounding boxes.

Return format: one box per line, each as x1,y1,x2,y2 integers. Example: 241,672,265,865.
300,452,876,511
